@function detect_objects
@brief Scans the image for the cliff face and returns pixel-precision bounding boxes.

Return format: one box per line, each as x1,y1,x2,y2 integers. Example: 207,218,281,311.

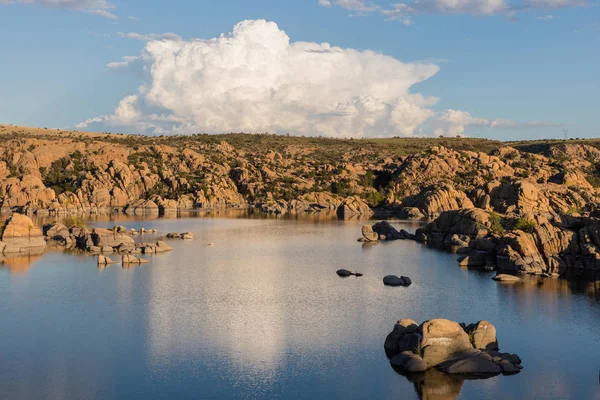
0,124,599,221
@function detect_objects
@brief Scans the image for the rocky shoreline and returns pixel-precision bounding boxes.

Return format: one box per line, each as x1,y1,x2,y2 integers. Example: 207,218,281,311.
0,212,187,265
361,210,600,277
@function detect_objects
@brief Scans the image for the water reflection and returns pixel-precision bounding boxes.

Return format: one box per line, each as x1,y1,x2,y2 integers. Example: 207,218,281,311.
405,371,465,400
0,252,44,275
0,216,599,399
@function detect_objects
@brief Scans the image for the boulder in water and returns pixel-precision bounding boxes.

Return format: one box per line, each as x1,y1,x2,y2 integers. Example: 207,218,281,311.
383,275,411,286
492,274,521,282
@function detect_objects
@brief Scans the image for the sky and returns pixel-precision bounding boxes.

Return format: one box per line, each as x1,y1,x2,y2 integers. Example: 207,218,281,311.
0,0,598,140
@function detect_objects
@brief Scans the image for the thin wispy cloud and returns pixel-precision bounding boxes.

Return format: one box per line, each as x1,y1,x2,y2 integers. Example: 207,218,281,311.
318,0,589,24
117,32,183,41
105,55,140,69
0,0,118,18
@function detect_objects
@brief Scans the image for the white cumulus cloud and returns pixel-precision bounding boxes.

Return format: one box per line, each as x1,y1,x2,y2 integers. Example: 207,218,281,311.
79,20,556,138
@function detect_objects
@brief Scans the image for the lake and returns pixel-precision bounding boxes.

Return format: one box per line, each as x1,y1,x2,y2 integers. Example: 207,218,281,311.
0,213,599,400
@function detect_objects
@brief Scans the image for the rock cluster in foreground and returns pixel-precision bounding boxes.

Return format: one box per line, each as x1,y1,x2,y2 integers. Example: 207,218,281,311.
0,213,46,257
385,318,522,377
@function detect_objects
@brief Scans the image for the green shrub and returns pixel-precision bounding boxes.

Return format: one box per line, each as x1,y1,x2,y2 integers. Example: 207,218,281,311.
586,174,600,188
566,206,582,215
488,212,505,235
62,216,86,228
515,216,536,233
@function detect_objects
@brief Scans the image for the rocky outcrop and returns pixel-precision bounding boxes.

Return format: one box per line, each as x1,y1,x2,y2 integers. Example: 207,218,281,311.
0,213,46,254
405,209,600,276
385,318,522,377
336,196,374,219
1,127,598,223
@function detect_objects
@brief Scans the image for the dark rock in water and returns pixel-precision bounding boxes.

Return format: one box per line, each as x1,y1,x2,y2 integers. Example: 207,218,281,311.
385,318,522,380
336,269,363,277
400,276,412,286
383,275,408,286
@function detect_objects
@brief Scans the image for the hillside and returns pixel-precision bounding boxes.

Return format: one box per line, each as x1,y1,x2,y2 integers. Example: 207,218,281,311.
0,124,599,220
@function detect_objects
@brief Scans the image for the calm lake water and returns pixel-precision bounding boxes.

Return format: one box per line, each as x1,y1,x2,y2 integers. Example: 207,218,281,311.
0,213,599,400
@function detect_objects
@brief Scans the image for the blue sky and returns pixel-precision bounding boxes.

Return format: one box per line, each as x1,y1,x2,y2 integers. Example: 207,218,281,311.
0,0,598,140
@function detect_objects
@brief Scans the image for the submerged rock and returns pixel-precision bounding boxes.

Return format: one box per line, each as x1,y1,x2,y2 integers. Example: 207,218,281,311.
492,274,521,282
97,255,117,265
121,254,150,264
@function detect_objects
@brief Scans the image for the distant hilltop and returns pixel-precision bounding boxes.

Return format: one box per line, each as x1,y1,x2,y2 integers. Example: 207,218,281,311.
0,123,599,222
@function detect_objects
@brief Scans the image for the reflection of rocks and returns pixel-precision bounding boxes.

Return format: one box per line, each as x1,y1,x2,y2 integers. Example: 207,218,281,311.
407,370,464,400
0,252,43,274
385,318,522,379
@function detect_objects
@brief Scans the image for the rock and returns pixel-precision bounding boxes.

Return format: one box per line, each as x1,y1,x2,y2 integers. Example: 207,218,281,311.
372,221,409,240
166,232,193,239
390,351,428,373
383,275,409,286
361,225,379,242
384,318,420,355
91,228,135,248
385,318,522,379
400,276,412,286
0,213,46,254
336,269,362,277
156,240,173,252
420,319,473,368
457,253,486,267
437,351,502,375
465,320,498,351
97,255,117,265
492,274,521,282
121,254,150,264
336,196,374,219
